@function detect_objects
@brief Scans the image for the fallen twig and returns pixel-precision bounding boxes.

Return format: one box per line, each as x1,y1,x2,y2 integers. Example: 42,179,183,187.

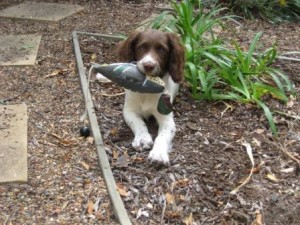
44,69,69,78
276,56,300,62
277,51,300,62
230,142,255,195
274,110,300,120
276,143,300,166
160,197,167,225
100,92,124,97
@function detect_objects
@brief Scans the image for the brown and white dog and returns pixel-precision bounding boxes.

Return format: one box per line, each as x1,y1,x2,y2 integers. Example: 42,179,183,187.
117,29,185,165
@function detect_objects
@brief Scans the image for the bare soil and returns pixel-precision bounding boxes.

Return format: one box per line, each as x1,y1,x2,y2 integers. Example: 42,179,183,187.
0,1,299,225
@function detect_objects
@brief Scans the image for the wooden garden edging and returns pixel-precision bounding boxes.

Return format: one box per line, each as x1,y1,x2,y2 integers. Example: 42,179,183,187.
72,31,132,225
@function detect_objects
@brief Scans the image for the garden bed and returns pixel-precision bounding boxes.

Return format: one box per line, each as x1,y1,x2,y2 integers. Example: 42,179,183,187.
0,0,299,224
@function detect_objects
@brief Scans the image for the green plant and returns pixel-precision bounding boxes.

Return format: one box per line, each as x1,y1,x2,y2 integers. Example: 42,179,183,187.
146,0,294,135
222,0,300,22
216,33,293,134
143,0,236,98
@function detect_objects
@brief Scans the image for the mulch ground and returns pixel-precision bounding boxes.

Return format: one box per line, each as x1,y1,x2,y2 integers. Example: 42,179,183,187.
0,0,299,224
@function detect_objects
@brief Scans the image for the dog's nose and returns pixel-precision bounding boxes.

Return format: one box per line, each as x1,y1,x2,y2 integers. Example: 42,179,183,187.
143,62,155,73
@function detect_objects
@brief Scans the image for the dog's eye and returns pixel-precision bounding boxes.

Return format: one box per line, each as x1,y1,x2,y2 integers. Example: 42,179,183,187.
157,46,167,54
137,46,145,51
137,44,148,52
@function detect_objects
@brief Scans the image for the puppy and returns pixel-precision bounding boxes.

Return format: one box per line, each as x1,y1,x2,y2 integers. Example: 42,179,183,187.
117,29,185,165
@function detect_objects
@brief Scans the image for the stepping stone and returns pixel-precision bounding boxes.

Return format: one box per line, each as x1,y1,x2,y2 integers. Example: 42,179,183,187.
0,2,84,22
0,34,41,66
0,104,28,183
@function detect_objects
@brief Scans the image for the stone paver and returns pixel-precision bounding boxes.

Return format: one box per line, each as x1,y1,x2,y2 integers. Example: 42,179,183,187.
0,2,84,22
0,1,83,182
0,104,28,183
0,34,41,66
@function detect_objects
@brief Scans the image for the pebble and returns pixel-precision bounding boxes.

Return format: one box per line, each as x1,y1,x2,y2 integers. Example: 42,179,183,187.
270,193,279,203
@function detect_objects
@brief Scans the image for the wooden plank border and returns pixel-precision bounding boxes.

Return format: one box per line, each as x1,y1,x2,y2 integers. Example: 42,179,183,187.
72,31,131,225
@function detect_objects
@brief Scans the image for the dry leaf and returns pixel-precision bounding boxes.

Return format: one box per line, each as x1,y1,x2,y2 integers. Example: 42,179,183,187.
203,137,210,145
280,168,294,173
54,208,61,214
63,152,71,162
221,219,229,225
251,166,261,174
51,132,62,139
110,127,118,137
113,149,119,160
214,189,224,196
165,192,175,205
93,197,101,212
176,178,190,188
255,129,265,134
187,122,199,131
61,201,69,211
214,163,222,169
166,210,181,219
44,69,68,78
178,195,186,201
50,133,77,146
116,183,130,197
266,173,279,182
236,194,247,206
136,208,149,219
182,212,193,225
133,156,145,163
238,175,249,184
80,161,90,170
252,138,261,147
252,210,263,225
220,102,234,117
248,162,264,174
146,203,153,209
59,138,77,146
90,53,97,61
95,211,106,220
87,200,94,215
86,136,94,144
287,98,295,108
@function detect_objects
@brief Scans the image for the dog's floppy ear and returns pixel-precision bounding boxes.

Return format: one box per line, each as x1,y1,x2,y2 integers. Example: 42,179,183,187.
117,31,140,62
167,33,185,83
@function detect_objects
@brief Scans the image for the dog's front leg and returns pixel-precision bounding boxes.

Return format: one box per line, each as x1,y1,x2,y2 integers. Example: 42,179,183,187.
148,113,176,165
123,107,153,151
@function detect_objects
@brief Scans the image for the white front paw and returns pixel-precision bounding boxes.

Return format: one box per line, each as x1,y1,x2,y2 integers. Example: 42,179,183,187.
132,133,153,151
148,148,170,165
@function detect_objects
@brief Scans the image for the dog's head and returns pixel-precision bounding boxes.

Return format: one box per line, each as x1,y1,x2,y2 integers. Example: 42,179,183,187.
117,29,185,83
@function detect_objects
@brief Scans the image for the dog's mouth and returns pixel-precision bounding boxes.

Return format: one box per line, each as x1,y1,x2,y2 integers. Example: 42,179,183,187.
132,60,165,78
141,68,165,78
137,63,159,76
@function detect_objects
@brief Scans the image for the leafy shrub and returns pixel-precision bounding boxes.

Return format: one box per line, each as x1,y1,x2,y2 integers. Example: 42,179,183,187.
145,0,295,135
216,0,300,22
